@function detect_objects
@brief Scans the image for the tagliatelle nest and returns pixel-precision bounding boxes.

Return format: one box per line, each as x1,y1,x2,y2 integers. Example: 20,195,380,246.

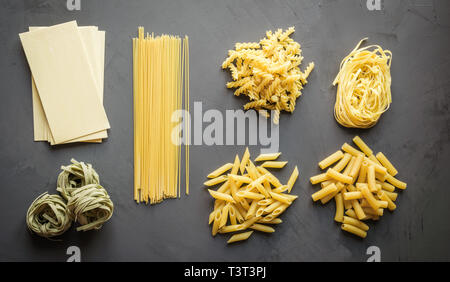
26,192,72,238
26,159,114,238
67,184,114,232
222,27,314,124
57,158,100,200
332,38,392,128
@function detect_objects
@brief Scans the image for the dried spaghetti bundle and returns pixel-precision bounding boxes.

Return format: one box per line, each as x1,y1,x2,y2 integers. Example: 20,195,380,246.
132,27,190,204
333,38,392,128
26,192,72,238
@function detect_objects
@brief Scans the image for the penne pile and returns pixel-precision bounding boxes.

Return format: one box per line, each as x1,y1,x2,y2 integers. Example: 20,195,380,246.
310,136,407,238
205,148,299,244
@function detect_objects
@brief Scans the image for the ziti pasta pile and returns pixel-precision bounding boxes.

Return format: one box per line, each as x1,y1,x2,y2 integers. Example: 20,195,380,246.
204,148,299,244
222,27,314,124
333,38,392,128
310,136,406,238
132,27,190,204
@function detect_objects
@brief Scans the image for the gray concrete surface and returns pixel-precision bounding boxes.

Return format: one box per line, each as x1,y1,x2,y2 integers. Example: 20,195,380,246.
0,0,449,261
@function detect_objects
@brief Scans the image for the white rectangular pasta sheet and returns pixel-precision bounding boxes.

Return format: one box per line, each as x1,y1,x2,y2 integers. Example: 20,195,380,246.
20,21,110,144
30,26,107,144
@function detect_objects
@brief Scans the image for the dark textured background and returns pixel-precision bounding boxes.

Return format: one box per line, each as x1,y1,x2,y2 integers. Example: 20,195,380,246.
0,0,449,261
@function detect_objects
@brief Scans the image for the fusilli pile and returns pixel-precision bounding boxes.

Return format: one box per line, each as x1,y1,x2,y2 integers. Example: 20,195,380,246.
222,27,314,124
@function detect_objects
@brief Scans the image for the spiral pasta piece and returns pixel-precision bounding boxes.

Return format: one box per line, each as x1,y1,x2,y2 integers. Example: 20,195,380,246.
26,192,72,238
67,184,114,232
332,38,392,128
57,158,100,200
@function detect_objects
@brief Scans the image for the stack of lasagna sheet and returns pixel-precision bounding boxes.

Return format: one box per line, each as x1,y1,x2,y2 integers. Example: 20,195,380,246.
19,21,110,145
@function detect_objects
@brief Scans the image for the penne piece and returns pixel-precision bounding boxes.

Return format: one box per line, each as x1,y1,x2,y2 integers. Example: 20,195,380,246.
227,231,254,244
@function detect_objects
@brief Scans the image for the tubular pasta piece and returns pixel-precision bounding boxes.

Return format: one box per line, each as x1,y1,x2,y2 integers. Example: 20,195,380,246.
227,231,254,244
254,152,281,162
334,193,344,222
319,150,344,170
261,161,288,169
341,224,367,238
342,143,364,157
310,173,329,185
208,163,233,179
208,189,236,203
352,136,373,157
250,223,275,233
385,174,407,190
311,183,337,202
326,168,353,184
239,147,250,174
333,153,352,172
343,216,369,231
204,175,228,186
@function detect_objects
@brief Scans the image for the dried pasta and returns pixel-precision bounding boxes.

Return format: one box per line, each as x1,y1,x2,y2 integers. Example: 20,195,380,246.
205,148,299,244
309,136,407,238
132,27,190,204
333,38,392,128
56,158,100,200
26,159,113,238
227,231,254,244
67,184,114,232
26,192,72,238
222,27,314,124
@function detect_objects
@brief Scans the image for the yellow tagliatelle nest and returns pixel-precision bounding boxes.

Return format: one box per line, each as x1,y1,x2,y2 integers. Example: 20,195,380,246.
222,27,314,124
333,38,392,128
